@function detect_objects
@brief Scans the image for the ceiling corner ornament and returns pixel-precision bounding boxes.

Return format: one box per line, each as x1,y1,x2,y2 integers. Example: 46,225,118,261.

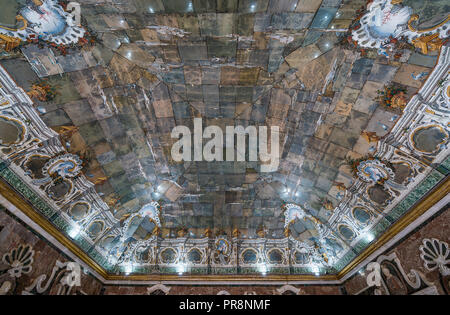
283,203,338,266
103,202,161,266
283,203,307,231
135,202,162,228
351,0,449,55
0,0,85,46
419,238,450,276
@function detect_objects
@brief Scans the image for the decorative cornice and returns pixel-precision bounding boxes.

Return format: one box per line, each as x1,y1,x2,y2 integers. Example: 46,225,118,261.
1,173,447,283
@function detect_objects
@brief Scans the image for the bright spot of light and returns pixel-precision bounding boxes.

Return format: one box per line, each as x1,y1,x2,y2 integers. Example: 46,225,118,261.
311,265,320,276
177,263,186,275
365,233,375,243
69,224,81,238
258,263,268,276
124,263,133,275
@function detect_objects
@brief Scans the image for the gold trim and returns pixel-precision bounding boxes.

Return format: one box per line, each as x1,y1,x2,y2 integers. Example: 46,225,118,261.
105,273,338,282
0,176,448,283
0,15,27,32
408,14,450,33
0,34,21,52
410,124,449,154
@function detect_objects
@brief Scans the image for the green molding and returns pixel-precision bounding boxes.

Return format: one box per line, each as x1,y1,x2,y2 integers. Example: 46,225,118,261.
0,166,56,218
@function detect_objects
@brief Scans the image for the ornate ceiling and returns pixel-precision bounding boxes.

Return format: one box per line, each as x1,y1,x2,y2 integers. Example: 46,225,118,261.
0,0,449,279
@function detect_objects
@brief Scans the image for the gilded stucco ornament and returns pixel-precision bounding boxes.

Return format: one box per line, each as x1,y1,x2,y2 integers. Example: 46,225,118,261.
120,201,162,239
376,83,408,113
283,203,340,266
177,227,188,238
203,228,213,238
213,237,232,265
283,203,328,240
0,33,22,52
351,0,449,55
283,203,307,232
0,0,85,45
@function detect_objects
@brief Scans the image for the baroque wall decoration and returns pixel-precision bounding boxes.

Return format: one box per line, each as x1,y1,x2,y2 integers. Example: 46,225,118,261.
0,0,85,46
351,0,449,54
0,0,448,281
